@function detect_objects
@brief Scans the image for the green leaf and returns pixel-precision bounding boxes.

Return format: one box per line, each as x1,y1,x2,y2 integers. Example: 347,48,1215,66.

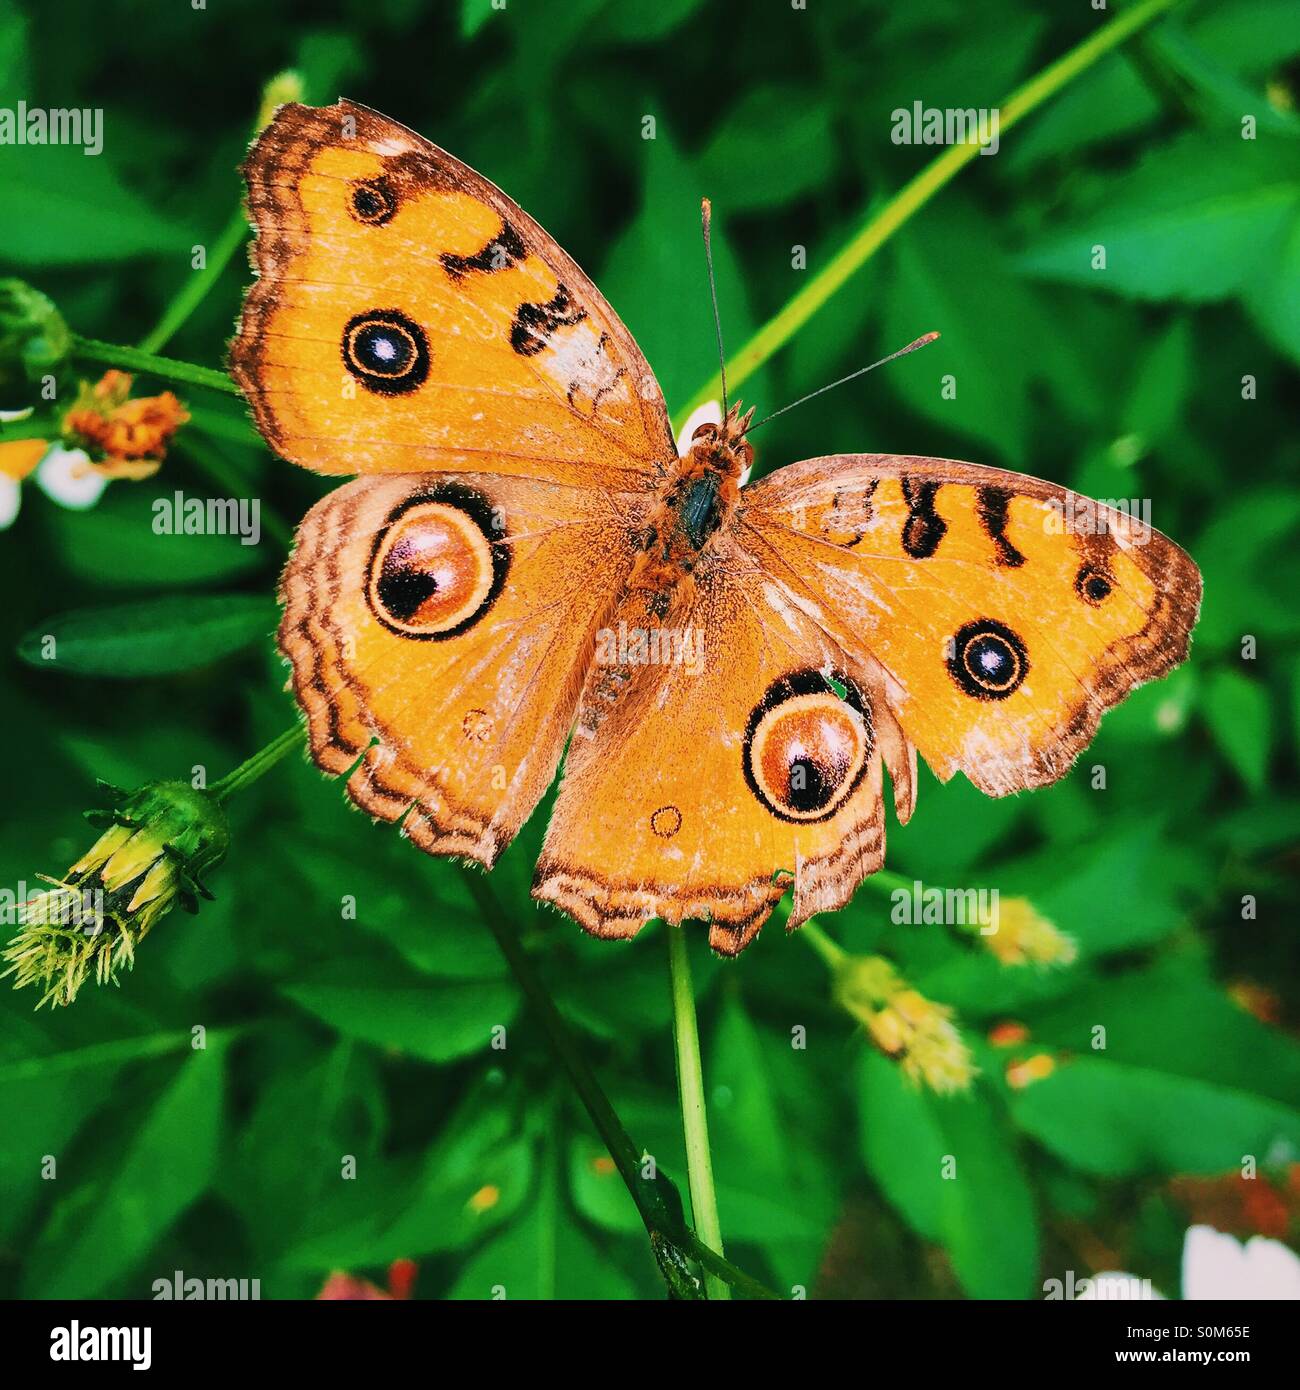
1018,135,1300,303
882,198,1050,464
1009,1057,1300,1177
43,484,268,590
1194,490,1300,648
858,1052,1038,1298
694,86,835,212
1202,668,1272,792
17,593,276,677
448,1167,637,1299
287,1106,532,1269
282,960,519,1064
28,1044,226,1297
598,0,704,41
600,132,766,419
0,143,189,266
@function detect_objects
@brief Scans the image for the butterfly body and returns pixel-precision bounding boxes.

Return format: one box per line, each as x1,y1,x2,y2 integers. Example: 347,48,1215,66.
234,101,1201,955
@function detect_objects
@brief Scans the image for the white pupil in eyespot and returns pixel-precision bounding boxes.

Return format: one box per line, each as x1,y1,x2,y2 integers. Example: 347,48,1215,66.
980,649,1002,671
371,336,396,361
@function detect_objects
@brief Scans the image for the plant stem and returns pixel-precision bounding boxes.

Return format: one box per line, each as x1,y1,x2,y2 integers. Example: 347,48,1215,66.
462,869,778,1298
800,919,847,971
673,0,1186,427
138,207,249,356
70,334,241,397
665,923,729,1300
210,724,303,802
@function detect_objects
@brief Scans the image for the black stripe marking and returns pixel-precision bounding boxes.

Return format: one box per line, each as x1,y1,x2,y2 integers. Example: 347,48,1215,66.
510,283,587,356
976,486,1026,567
440,219,526,281
900,477,946,558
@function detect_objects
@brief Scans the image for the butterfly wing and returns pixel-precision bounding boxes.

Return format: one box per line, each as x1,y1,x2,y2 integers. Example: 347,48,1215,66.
532,534,918,954
737,454,1201,796
233,100,674,490
280,471,644,864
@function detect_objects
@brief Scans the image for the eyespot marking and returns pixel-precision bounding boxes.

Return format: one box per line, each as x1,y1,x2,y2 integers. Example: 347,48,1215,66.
743,669,873,823
651,805,682,839
366,484,509,640
349,177,397,225
947,619,1028,700
342,309,429,395
1076,564,1113,606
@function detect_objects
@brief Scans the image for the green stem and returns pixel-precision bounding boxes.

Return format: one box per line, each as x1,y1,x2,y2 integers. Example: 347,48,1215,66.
210,725,304,802
673,0,1186,427
70,334,240,397
138,207,249,356
800,919,848,972
665,923,729,1300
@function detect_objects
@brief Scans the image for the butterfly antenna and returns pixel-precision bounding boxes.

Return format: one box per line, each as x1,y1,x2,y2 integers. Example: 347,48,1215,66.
701,198,729,416
747,332,941,433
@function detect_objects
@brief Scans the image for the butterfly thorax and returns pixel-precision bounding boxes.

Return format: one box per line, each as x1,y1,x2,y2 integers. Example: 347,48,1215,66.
633,404,754,592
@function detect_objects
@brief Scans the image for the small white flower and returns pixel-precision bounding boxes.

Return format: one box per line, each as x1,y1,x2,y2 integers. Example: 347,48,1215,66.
674,400,722,457
35,445,107,511
1073,1226,1300,1302
1182,1225,1300,1301
0,473,21,529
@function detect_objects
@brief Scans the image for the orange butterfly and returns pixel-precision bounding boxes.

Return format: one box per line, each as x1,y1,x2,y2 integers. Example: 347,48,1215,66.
232,101,1201,956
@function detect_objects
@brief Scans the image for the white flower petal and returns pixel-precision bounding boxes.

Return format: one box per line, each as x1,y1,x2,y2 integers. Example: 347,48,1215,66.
0,474,21,529
675,400,723,457
35,446,107,511
1183,1224,1300,1300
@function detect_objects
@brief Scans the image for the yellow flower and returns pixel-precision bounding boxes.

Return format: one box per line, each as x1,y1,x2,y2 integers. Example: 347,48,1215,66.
3,780,228,1008
975,896,1077,967
833,954,976,1094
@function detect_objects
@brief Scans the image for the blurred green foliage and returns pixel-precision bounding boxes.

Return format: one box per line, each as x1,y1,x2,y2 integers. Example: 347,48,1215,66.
1,0,1298,1300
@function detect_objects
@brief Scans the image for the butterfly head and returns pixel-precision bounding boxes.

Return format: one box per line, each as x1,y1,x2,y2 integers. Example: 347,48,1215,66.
689,402,754,482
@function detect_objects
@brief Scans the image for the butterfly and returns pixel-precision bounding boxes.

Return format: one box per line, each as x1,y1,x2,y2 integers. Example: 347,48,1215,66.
232,100,1202,956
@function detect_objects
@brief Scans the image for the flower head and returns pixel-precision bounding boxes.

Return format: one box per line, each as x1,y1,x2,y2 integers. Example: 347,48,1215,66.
63,370,189,478
833,953,976,1094
975,895,1077,967
3,779,229,1008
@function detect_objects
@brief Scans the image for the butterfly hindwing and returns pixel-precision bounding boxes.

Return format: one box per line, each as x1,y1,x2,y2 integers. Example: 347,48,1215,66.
279,471,642,864
533,533,917,954
234,100,675,490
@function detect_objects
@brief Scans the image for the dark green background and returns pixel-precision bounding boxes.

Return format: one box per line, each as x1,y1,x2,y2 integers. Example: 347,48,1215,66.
1,0,1298,1299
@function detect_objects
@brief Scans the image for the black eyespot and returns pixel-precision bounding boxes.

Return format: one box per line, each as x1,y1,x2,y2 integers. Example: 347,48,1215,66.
342,309,429,395
365,483,509,640
1076,565,1113,605
350,177,396,225
742,669,873,823
947,619,1028,700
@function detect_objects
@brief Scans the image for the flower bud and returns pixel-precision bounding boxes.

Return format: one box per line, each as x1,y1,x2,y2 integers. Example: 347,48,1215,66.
975,895,1077,967
2,779,229,1008
833,953,976,1094
0,279,71,405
